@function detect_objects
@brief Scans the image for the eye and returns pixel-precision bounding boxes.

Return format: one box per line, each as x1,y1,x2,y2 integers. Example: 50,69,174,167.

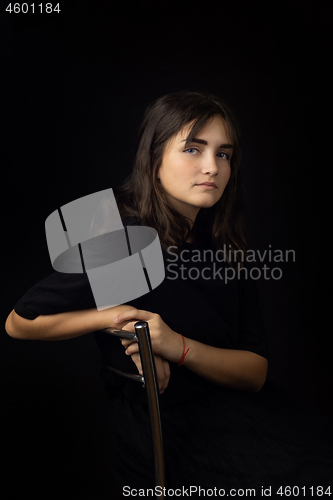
183,148,199,155
217,152,229,160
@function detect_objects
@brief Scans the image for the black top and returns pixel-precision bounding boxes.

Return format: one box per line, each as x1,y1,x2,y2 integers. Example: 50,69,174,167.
13,217,333,490
14,216,268,407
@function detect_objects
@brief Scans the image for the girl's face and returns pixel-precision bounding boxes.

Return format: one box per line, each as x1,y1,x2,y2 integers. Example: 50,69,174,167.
157,115,233,222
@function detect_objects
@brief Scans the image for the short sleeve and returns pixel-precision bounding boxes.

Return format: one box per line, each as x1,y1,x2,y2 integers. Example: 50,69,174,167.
13,216,143,320
14,272,96,320
236,266,269,359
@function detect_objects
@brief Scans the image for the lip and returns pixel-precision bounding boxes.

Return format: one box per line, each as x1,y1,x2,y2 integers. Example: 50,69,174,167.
195,182,217,189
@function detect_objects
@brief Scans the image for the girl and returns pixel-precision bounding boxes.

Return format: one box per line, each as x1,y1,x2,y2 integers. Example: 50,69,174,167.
6,91,332,493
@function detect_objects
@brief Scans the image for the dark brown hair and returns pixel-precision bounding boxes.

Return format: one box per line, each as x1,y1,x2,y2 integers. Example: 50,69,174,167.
114,90,247,262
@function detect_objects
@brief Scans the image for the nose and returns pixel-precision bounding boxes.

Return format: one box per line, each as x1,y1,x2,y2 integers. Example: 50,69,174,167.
201,153,219,176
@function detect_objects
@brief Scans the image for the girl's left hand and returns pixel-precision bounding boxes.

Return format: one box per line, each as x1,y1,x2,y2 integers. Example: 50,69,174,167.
114,308,183,364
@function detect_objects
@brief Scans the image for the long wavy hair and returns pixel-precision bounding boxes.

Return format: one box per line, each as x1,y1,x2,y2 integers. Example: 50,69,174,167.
114,90,247,263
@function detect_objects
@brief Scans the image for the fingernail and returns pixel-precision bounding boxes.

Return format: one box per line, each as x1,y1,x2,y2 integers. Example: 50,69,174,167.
114,316,119,323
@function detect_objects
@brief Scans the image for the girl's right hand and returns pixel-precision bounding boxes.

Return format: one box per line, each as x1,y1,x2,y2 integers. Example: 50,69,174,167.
129,349,170,394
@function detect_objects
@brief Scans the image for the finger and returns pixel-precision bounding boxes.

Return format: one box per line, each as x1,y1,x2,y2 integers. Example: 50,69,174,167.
162,357,171,380
161,358,170,393
154,356,168,394
125,342,140,356
156,356,170,394
131,353,143,376
121,339,138,349
114,309,152,324
129,353,145,389
120,321,137,333
120,339,133,348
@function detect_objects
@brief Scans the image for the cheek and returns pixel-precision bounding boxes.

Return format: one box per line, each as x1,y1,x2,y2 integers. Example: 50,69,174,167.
177,158,198,181
224,165,232,183
158,151,198,188
162,160,192,184
218,166,232,195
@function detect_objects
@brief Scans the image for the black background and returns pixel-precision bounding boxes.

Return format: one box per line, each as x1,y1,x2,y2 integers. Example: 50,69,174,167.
2,1,332,498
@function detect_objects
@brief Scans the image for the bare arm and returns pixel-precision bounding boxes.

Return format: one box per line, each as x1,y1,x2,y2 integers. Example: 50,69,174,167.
114,308,268,393
5,306,172,394
181,337,268,393
5,305,136,341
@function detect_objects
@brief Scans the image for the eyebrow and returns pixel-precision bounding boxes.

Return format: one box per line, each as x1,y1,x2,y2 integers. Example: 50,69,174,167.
181,138,234,148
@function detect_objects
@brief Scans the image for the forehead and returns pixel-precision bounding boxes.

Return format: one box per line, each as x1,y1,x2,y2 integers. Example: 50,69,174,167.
179,115,232,142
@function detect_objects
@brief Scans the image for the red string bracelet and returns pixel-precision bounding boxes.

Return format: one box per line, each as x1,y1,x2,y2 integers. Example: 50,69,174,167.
178,334,190,366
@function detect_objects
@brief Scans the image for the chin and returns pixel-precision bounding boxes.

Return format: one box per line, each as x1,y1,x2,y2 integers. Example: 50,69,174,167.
196,198,219,209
